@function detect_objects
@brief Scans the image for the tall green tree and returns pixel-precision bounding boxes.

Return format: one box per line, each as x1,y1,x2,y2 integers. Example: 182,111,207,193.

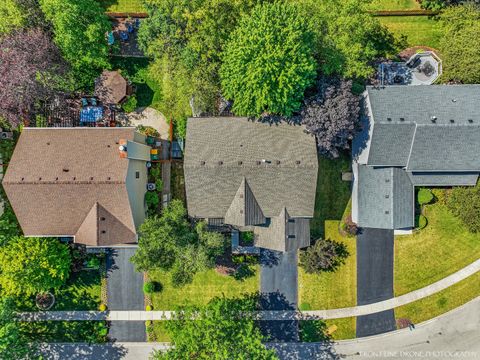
221,1,317,116
0,237,71,296
0,0,26,36
0,298,37,359
131,200,225,287
439,4,480,84
152,295,278,360
39,0,111,88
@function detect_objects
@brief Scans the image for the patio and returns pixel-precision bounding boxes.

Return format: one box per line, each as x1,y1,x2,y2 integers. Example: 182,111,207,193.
379,51,442,86
110,17,144,57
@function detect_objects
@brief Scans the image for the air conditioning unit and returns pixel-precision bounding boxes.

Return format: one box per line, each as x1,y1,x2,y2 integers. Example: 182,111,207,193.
146,161,152,168
0,132,13,140
147,183,156,191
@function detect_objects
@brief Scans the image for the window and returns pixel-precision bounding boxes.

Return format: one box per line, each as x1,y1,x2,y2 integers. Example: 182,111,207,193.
135,171,140,179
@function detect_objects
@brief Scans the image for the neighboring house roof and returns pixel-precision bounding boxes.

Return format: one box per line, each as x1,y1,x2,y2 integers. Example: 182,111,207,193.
353,85,480,230
2,128,147,246
357,165,414,229
94,70,128,104
184,117,318,251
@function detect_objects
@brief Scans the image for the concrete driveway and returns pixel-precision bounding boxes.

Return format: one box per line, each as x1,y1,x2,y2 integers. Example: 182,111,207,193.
107,248,146,342
260,249,299,342
356,228,396,337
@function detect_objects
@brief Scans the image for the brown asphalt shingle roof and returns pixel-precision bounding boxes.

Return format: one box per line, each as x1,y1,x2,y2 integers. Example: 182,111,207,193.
3,128,139,245
94,70,128,104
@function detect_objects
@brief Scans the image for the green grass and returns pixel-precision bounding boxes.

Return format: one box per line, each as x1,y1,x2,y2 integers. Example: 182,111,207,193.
99,0,145,13
368,0,421,11
395,202,480,296
311,154,351,239
299,221,356,310
395,271,480,324
378,16,442,48
299,318,356,342
150,322,171,342
54,269,102,311
149,268,259,310
325,318,356,340
110,57,162,109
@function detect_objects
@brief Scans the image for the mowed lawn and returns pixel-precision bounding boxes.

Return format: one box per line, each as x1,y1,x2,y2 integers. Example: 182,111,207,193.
378,16,442,48
149,268,259,310
99,0,145,13
395,271,480,324
395,202,480,296
299,221,356,310
311,154,351,239
368,0,420,11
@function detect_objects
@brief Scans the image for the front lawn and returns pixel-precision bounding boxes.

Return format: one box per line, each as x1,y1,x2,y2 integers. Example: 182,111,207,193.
300,318,356,341
395,199,480,296
311,154,351,239
298,221,356,310
149,268,259,310
395,271,480,325
378,16,442,48
99,0,145,13
54,268,102,310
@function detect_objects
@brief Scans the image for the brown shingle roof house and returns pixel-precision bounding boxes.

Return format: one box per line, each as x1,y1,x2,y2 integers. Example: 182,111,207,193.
2,127,151,246
94,70,128,105
184,117,318,252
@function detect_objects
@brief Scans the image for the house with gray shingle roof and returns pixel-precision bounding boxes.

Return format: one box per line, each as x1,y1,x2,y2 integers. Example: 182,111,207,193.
184,117,318,252
352,85,480,231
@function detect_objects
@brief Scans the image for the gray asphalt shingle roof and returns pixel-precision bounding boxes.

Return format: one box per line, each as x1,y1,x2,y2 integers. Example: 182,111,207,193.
184,117,318,218
408,172,479,186
367,123,415,166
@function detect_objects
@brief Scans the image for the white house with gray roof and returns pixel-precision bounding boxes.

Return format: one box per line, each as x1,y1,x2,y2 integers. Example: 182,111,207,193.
183,117,318,252
352,85,480,231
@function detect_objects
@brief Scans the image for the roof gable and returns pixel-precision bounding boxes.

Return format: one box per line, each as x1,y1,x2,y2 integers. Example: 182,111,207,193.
224,178,266,227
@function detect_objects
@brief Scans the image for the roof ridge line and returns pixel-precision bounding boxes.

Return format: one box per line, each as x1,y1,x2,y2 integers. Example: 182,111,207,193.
405,124,418,170
3,181,126,185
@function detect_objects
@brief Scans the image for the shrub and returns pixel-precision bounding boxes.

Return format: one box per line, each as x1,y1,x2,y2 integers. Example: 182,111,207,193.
446,182,480,233
143,281,162,294
136,125,159,137
418,188,434,205
417,215,428,229
146,305,153,311
122,95,137,113
98,304,107,311
145,191,159,209
299,238,349,274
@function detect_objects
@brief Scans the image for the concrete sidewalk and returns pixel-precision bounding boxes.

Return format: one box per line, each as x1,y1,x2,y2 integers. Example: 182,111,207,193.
18,258,480,322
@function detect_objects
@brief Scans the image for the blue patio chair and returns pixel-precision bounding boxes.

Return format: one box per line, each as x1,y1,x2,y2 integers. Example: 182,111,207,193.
107,31,115,46
127,23,134,34
120,31,129,41
81,98,88,107
90,98,97,106
135,18,140,29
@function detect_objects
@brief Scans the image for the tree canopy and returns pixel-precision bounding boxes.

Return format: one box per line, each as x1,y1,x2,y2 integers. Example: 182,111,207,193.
301,78,360,158
0,237,71,296
131,200,225,287
0,28,69,127
299,238,349,274
152,295,277,360
39,0,111,88
221,2,317,117
0,297,37,359
439,4,480,84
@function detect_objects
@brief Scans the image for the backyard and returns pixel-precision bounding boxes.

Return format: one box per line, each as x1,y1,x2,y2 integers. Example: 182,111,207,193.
99,0,145,13
379,16,442,48
368,0,420,11
395,191,480,296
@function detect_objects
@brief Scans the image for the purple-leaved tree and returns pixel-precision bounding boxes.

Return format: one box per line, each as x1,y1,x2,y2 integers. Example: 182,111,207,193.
301,78,361,158
0,28,68,127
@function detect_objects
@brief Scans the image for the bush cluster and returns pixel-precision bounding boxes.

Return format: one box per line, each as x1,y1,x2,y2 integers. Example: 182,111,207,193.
446,182,480,233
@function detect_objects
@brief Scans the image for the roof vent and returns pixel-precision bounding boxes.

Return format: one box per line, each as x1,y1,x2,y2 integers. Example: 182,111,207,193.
238,161,243,165
100,217,105,221
262,159,271,164
385,210,390,215
387,117,392,122
107,177,111,180
63,168,69,173
385,179,390,183
90,177,94,180
385,194,389,199
21,177,24,181
55,177,58,181
276,160,281,165
38,177,42,181
468,119,473,123
46,142,50,145
399,117,405,122
101,230,106,234
450,119,455,124
452,98,457,103
218,161,223,165
200,161,205,166
119,145,127,152
430,116,437,123
256,161,261,165
296,160,301,165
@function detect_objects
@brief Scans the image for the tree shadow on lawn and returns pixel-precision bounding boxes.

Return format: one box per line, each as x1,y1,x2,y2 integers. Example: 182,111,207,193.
37,342,128,360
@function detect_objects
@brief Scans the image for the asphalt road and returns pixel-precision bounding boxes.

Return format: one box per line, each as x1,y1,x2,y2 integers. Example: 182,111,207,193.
356,228,396,337
260,249,299,342
106,248,145,342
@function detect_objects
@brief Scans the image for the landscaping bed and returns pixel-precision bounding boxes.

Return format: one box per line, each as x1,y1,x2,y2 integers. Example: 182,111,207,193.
298,221,356,310
395,199,480,296
171,162,186,205
148,268,259,310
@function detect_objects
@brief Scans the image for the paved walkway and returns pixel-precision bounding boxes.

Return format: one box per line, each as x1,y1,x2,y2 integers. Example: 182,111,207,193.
36,297,480,359
18,258,480,322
